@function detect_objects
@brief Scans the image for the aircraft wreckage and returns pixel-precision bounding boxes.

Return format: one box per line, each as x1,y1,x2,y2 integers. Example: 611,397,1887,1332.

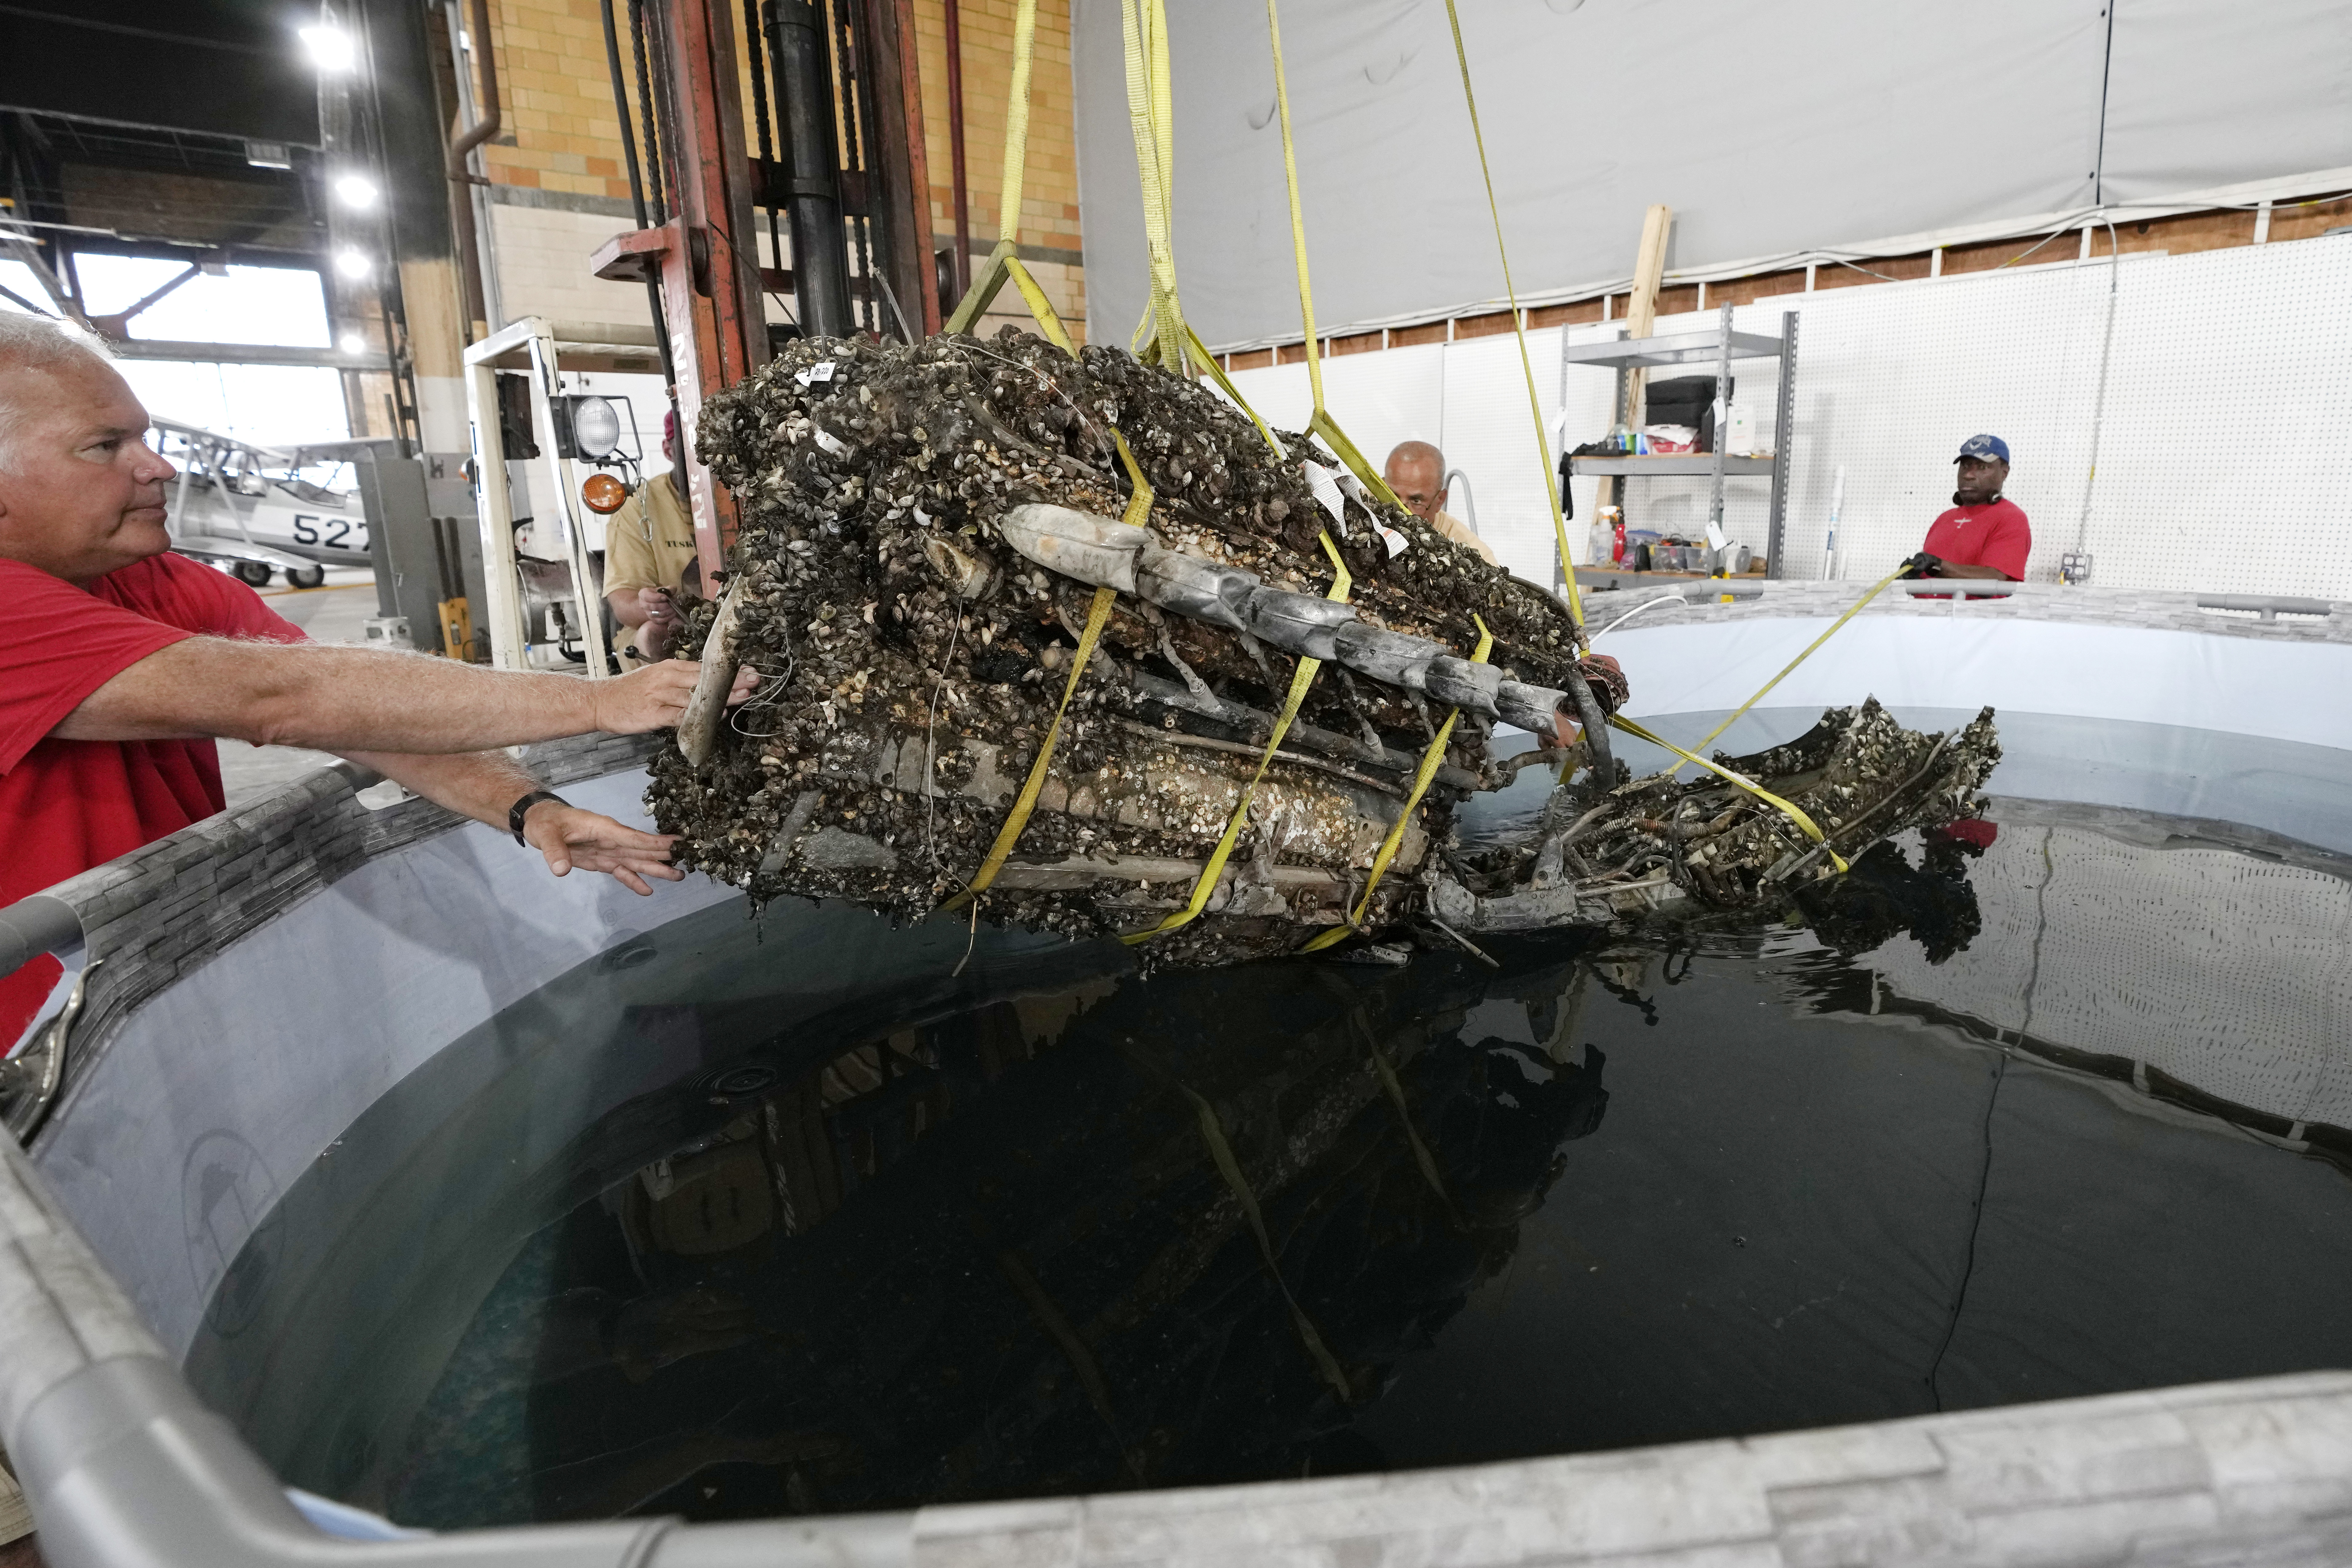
646,331,2000,966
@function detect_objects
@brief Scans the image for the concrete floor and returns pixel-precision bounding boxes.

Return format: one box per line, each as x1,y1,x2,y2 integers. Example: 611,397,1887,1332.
218,567,379,809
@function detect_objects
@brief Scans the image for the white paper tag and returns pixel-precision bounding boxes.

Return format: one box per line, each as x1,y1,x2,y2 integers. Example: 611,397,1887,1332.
1300,459,1350,538
1704,521,1729,552
1375,523,1410,558
794,359,838,388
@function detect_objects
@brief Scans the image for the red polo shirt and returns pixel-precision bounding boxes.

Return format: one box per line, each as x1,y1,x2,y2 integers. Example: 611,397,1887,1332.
1922,497,2032,580
1,552,304,1046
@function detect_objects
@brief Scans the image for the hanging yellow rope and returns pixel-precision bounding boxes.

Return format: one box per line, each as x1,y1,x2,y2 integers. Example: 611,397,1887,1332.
1609,713,1848,874
1121,0,1188,370
1437,0,1582,637
1261,0,1407,514
943,0,1038,333
1123,534,1353,944
1679,565,1910,765
1299,615,1493,952
1186,325,1286,456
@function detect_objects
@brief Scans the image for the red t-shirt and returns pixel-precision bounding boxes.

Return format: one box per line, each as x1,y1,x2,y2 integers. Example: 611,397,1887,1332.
1922,497,2032,580
1,553,304,1044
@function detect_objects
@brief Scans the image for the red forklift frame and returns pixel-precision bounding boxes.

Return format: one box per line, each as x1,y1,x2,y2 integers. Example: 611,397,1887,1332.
592,0,935,586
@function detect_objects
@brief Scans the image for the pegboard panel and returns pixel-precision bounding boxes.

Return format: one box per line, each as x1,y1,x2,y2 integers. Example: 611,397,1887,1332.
1866,824,2352,1131
1751,238,2352,597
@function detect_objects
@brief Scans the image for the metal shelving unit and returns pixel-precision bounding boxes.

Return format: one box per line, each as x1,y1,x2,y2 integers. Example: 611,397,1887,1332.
1563,304,1798,577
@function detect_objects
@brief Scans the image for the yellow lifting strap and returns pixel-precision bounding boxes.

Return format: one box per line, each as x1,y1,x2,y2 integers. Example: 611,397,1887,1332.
1609,713,1850,874
1299,615,1493,952
939,432,1159,913
943,0,1039,334
1186,325,1287,458
1438,0,1583,636
1123,534,1354,944
1261,0,1409,517
1680,564,1910,763
1122,0,1186,370
937,586,1113,913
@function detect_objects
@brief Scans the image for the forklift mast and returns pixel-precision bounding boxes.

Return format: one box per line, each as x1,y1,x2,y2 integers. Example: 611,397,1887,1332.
593,0,934,586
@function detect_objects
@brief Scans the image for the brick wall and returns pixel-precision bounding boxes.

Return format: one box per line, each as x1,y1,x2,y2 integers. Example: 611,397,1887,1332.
458,0,1086,338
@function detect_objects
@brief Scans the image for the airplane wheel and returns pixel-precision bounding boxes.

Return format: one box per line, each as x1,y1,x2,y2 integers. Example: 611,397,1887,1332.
284,564,327,589
232,560,273,588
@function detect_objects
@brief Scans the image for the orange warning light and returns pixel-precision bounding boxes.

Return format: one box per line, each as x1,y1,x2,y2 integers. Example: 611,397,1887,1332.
581,472,629,514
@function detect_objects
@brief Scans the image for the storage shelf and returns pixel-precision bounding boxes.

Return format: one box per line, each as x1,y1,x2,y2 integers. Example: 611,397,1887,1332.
1556,306,1799,584
1558,327,1787,370
1568,454,1775,477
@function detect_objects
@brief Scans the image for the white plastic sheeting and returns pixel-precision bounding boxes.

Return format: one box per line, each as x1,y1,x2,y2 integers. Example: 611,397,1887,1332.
1070,0,2352,349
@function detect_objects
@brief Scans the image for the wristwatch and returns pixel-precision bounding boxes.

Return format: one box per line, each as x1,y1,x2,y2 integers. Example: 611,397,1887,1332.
509,789,569,845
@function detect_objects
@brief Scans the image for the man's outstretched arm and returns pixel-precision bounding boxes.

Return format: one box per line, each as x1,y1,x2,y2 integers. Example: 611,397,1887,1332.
52,637,756,751
345,747,685,896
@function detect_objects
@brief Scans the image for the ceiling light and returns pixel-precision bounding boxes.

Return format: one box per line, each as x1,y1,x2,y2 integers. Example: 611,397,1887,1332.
333,174,379,208
339,332,368,355
333,249,373,280
300,26,357,73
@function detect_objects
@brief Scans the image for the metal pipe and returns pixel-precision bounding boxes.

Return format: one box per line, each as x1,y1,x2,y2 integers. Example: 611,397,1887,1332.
443,0,505,333
444,0,503,173
767,0,854,339
0,893,78,978
944,0,970,298
1441,466,1478,534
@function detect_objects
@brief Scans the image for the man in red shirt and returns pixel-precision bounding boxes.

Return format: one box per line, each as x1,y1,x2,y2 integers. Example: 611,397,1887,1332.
1905,434,2031,581
0,316,754,1045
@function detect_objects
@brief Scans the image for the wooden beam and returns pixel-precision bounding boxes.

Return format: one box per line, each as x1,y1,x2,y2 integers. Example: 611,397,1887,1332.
1620,202,1673,423
1598,203,1672,517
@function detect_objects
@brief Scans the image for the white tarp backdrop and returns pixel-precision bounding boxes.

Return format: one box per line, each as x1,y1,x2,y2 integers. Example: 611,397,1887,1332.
1071,0,2352,350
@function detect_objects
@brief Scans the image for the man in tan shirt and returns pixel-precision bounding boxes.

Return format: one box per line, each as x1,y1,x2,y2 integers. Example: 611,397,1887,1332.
603,413,701,664
1382,440,1497,565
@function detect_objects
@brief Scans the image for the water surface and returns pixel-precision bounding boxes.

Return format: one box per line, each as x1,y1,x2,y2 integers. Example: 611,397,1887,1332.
186,798,2352,1528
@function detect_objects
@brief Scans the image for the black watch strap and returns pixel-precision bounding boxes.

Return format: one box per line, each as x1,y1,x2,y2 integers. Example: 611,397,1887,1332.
509,790,569,845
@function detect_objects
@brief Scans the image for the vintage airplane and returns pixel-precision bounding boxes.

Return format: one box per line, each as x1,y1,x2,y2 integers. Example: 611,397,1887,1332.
156,419,378,588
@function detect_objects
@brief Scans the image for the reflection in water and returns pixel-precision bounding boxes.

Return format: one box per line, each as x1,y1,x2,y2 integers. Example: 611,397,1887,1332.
190,800,2352,1530
385,939,1611,1523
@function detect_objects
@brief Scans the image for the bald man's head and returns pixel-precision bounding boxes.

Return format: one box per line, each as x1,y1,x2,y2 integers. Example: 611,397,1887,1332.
1384,440,1446,522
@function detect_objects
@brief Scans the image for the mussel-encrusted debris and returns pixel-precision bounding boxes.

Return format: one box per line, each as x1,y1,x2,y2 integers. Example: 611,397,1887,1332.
645,329,1997,963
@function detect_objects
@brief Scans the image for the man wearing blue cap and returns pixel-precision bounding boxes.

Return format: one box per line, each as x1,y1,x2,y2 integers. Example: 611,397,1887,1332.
1904,435,2030,581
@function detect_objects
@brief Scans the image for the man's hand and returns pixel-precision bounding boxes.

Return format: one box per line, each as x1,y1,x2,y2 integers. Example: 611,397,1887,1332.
1900,552,1946,579
588,660,762,734
521,801,684,896
633,588,685,661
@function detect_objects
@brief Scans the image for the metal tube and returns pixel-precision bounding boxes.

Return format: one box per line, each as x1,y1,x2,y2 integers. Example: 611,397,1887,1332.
0,893,78,978
444,0,505,333
1441,466,1478,534
944,0,970,298
1767,310,1798,579
768,0,854,339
